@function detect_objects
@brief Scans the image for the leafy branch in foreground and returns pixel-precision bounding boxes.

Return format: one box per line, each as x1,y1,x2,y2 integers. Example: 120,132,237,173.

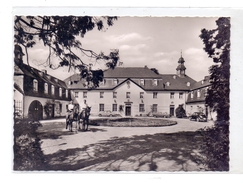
14,16,120,88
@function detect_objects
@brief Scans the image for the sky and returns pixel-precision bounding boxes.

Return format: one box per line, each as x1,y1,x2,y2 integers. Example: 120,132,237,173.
22,17,219,81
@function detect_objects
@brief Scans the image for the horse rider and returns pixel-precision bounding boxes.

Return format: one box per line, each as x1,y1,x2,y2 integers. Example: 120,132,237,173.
80,100,89,116
66,100,74,121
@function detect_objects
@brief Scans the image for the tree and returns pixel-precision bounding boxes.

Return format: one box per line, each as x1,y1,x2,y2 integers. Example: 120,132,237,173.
199,17,230,171
175,104,186,118
14,16,120,88
199,17,230,124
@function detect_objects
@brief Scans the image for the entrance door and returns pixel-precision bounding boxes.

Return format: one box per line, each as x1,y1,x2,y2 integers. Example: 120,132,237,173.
125,106,131,116
28,100,43,120
170,105,175,117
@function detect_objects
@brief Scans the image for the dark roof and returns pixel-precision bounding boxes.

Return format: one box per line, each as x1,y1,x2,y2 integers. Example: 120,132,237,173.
190,76,211,90
103,66,162,78
64,67,197,91
14,82,24,95
15,63,68,89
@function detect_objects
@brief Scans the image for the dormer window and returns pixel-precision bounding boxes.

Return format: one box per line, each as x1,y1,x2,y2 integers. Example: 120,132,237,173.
33,79,38,92
66,89,68,98
191,91,194,99
100,79,106,85
51,85,55,95
113,79,118,85
59,88,62,97
153,79,158,86
140,79,144,85
166,82,170,86
173,75,177,79
44,83,48,94
187,82,191,87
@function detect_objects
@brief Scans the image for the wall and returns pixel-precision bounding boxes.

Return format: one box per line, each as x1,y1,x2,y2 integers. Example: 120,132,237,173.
72,81,188,117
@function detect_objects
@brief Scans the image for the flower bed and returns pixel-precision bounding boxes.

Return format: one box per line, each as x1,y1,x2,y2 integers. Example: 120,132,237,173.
89,117,177,127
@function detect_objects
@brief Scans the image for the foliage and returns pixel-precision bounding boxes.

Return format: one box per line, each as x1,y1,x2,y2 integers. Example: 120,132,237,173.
14,16,119,88
43,100,52,119
175,104,186,118
13,119,47,170
198,123,229,171
199,17,230,123
199,17,230,171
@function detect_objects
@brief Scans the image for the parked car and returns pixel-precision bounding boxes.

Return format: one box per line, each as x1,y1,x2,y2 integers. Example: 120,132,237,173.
189,112,207,122
148,112,170,118
98,110,113,117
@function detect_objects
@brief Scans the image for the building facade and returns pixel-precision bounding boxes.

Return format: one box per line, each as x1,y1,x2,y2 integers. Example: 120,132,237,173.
13,45,71,120
186,76,216,120
65,56,197,117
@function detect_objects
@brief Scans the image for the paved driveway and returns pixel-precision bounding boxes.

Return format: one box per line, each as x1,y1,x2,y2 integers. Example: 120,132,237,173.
38,117,214,171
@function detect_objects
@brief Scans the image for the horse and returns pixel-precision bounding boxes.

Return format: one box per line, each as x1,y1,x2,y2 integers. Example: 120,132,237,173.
66,106,79,132
78,106,91,131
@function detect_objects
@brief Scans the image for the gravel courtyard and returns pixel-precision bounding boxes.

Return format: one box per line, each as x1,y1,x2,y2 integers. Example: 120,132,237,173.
37,117,214,171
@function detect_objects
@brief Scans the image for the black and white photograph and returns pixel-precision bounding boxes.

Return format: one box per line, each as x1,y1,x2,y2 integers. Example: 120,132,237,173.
12,14,231,172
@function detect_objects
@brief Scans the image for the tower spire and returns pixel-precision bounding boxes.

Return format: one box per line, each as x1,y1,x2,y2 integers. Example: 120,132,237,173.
176,52,186,77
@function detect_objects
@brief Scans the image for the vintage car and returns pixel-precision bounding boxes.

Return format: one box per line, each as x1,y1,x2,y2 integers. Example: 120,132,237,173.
189,112,207,122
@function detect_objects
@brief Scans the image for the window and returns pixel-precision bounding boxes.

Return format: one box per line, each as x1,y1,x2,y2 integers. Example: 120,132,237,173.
100,92,104,98
66,89,68,98
179,92,183,99
153,92,157,99
170,92,174,99
139,104,145,112
113,79,118,85
99,104,104,112
126,92,130,98
112,104,117,111
187,82,191,87
83,92,87,98
51,85,55,95
191,91,194,99
113,92,117,98
140,92,144,99
44,83,48,94
74,91,79,98
100,79,106,85
152,104,158,113
59,88,62,97
153,79,158,86
166,82,170,86
197,90,201,98
33,79,38,92
140,79,144,85
204,87,209,97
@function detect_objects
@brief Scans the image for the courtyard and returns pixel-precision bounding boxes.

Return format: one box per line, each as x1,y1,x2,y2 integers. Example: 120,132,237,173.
36,117,214,171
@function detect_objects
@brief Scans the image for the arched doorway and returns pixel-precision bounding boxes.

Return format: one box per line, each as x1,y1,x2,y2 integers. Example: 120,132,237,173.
28,100,43,120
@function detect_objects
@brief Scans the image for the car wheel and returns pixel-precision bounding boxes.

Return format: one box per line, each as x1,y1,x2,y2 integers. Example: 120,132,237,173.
98,114,102,117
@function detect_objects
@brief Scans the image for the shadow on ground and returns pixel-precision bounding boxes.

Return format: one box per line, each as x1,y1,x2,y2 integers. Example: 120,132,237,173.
38,125,206,171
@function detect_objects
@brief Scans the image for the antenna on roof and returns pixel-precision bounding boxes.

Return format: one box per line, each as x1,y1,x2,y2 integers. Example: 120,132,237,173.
181,49,182,57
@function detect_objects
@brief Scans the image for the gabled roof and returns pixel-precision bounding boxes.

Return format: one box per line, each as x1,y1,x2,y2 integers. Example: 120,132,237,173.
15,63,68,89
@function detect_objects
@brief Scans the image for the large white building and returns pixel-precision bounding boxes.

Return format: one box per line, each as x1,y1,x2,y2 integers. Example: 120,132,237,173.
64,55,197,117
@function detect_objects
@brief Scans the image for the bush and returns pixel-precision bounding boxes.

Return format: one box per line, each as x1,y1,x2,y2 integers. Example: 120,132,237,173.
175,104,186,118
13,119,47,170
198,122,229,171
